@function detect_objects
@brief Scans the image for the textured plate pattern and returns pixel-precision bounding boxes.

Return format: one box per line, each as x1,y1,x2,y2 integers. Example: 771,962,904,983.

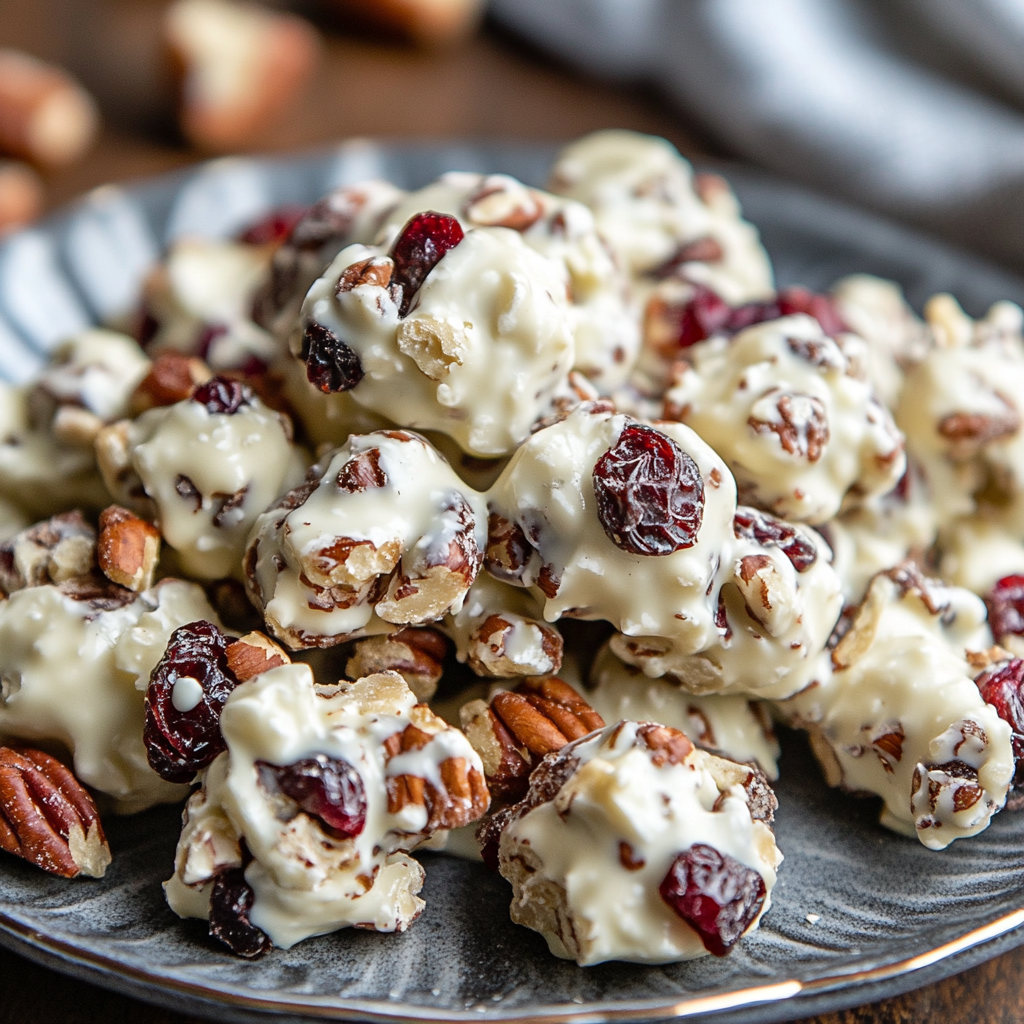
1,143,1024,1024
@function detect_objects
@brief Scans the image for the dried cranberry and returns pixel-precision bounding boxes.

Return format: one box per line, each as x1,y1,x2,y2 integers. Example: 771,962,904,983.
302,322,364,393
389,211,464,317
674,284,733,349
659,843,766,956
593,423,704,556
237,205,307,246
985,575,1024,642
257,755,366,840
777,286,848,337
209,867,272,958
976,659,1024,767
733,507,817,572
192,375,251,415
144,621,238,783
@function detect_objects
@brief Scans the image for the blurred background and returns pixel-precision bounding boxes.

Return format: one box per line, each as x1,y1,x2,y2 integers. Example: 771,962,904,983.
4,0,1024,270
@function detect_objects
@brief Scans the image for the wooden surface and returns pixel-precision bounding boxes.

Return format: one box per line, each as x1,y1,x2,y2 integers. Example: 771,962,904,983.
0,4,1019,1022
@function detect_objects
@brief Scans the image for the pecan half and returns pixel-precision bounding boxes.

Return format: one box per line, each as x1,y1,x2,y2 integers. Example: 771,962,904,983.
346,628,447,701
97,505,160,592
0,746,110,878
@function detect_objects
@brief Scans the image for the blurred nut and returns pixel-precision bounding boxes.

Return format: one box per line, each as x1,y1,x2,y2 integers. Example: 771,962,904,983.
326,0,484,45
0,50,98,167
0,160,42,235
164,0,320,153
131,351,211,414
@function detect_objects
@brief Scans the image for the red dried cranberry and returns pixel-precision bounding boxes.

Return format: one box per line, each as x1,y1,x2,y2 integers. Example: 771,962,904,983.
193,375,251,415
237,205,308,247
659,843,766,956
976,659,1024,766
777,286,848,337
302,322,364,393
389,211,464,317
733,507,817,572
144,621,238,783
674,284,733,349
134,308,159,349
593,423,704,556
257,755,366,840
209,866,272,958
985,575,1024,642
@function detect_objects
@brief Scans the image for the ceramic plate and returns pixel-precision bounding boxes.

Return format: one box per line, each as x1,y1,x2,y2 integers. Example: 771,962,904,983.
1,142,1024,1024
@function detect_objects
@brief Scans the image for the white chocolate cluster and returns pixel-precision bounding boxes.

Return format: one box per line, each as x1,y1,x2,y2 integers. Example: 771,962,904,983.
548,129,774,307
103,384,305,580
0,577,220,812
489,719,781,965
295,215,575,457
664,314,905,524
485,404,737,656
777,565,1013,849
245,429,488,649
588,644,779,777
610,507,841,700
164,666,487,949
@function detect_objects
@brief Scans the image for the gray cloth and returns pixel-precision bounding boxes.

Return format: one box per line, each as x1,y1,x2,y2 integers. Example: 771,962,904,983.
491,0,1024,272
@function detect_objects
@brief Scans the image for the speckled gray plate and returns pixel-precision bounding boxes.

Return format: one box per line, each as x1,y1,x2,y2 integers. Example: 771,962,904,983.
2,142,1024,1024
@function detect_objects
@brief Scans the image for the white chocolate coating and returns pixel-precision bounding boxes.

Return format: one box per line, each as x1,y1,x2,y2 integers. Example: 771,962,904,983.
588,645,779,777
778,568,1011,849
831,275,930,411
0,578,220,813
246,430,488,649
485,404,736,655
496,720,781,965
143,236,280,371
548,130,774,307
297,224,575,457
665,315,905,524
898,295,1024,530
164,666,486,948
609,511,842,700
127,390,306,579
938,515,1024,595
376,172,639,392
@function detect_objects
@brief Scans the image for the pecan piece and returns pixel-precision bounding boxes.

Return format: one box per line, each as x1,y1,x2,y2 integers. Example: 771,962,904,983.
346,628,447,701
225,631,290,682
130,351,212,414
0,746,110,878
465,613,563,679
748,390,829,462
97,505,160,593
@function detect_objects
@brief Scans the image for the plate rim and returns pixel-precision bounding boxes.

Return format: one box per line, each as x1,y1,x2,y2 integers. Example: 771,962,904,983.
2,141,1024,1024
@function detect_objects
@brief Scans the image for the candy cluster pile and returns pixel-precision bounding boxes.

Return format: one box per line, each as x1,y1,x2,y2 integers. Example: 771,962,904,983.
1,130,1023,967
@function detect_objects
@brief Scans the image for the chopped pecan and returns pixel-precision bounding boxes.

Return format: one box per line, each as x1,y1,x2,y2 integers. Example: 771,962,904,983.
336,256,393,294
464,180,543,231
346,628,447,700
225,631,290,682
637,723,694,766
0,511,96,594
0,746,110,878
748,390,829,462
97,505,160,592
939,392,1020,459
466,613,563,678
484,512,533,583
130,351,212,414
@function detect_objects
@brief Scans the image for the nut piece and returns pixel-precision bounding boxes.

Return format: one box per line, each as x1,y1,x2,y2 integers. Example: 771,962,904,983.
224,631,290,682
0,49,98,166
0,745,110,878
0,511,96,594
465,613,563,678
130,351,212,414
346,628,447,701
97,505,161,593
462,677,604,802
164,0,319,153
0,160,43,235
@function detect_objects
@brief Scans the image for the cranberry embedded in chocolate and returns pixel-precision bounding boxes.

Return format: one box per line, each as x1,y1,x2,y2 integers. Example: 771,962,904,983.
593,423,704,556
672,284,732,349
975,659,1024,789
209,866,272,958
777,286,847,337
257,754,366,840
985,575,1024,642
732,507,817,572
389,211,465,317
144,620,238,783
237,205,307,247
192,375,251,415
302,322,365,393
659,843,766,956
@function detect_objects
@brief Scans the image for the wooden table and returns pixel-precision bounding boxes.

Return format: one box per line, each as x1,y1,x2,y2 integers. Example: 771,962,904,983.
0,4,1019,1022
